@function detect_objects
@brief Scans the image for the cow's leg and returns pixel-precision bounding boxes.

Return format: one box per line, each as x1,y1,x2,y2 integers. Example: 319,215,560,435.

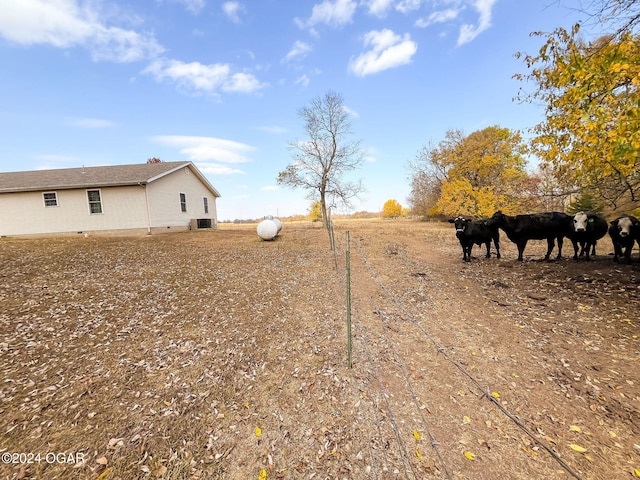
556,236,564,259
571,239,579,260
494,236,501,259
613,242,622,262
484,240,491,258
544,237,555,260
624,244,633,263
579,241,587,258
585,241,594,260
465,244,473,262
517,240,527,261
458,240,466,262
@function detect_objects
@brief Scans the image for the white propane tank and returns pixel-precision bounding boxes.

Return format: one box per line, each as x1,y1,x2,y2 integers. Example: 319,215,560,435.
257,219,278,240
272,218,282,233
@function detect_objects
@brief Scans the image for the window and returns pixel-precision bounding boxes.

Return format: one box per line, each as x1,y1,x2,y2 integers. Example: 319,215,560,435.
180,193,187,213
203,197,209,214
43,192,58,207
87,189,102,214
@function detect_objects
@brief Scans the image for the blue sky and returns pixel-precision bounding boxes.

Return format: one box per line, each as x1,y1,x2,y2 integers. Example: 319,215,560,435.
0,0,595,220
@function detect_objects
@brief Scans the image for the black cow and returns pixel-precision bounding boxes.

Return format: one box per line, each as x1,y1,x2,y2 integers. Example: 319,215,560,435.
485,210,573,261
567,211,608,260
448,216,500,262
608,215,639,263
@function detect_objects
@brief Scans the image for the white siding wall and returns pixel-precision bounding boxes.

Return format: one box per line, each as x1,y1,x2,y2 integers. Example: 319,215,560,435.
146,166,218,228
0,166,218,236
0,186,148,236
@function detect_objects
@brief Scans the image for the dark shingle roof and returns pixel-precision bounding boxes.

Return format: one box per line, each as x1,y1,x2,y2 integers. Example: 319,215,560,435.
0,162,219,197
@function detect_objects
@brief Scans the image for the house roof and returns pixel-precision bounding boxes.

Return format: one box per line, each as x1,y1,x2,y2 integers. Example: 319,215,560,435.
0,162,221,197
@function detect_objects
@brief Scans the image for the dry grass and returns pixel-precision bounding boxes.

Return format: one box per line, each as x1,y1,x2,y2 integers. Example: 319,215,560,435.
1,220,639,479
0,228,372,479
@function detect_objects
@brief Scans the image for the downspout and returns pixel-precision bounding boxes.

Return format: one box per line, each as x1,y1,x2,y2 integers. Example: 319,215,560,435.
139,183,152,235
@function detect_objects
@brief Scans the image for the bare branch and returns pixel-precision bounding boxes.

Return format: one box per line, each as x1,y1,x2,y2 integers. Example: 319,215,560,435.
277,91,365,236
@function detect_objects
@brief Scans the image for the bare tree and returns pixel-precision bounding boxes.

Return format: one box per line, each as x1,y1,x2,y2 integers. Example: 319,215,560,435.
278,91,364,240
585,0,640,36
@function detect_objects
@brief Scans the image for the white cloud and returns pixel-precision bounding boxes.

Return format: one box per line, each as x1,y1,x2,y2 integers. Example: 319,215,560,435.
151,135,255,164
223,72,266,93
143,59,266,95
297,0,357,29
175,0,206,15
282,40,312,63
415,8,461,28
0,0,163,62
348,29,417,77
395,0,423,14
222,1,246,23
294,74,310,87
342,105,359,118
67,117,115,128
363,0,394,17
457,0,497,45
90,25,164,62
197,163,245,175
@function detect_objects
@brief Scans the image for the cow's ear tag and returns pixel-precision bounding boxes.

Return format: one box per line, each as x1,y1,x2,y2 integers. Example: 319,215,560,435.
588,218,594,223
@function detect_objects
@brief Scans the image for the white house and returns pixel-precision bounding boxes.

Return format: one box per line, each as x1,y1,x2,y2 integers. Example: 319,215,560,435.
0,161,221,236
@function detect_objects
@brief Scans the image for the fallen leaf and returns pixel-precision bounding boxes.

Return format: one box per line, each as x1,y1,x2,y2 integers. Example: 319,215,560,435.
415,449,421,458
569,444,587,453
569,425,581,432
259,469,267,480
464,451,476,460
610,431,617,438
413,430,421,441
96,469,111,480
463,416,471,424
255,426,262,437
491,392,500,398
634,468,640,477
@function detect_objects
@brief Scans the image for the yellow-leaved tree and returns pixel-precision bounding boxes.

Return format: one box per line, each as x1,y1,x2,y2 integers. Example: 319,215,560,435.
515,25,640,210
409,126,530,218
308,201,322,222
382,199,402,218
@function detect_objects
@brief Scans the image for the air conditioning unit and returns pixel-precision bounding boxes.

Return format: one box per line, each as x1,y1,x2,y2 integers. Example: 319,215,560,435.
190,218,212,230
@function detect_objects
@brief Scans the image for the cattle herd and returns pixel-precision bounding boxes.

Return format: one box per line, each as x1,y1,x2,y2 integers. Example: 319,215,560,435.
449,211,640,263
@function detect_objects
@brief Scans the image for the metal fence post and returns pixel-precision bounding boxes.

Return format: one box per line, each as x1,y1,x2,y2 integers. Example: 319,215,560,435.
346,231,352,368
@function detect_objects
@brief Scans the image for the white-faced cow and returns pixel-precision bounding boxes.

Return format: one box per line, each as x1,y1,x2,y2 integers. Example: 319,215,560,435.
448,216,500,262
567,211,608,260
608,215,639,263
485,210,573,261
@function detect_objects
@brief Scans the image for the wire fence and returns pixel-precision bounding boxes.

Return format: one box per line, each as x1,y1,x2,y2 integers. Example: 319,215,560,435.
336,231,583,480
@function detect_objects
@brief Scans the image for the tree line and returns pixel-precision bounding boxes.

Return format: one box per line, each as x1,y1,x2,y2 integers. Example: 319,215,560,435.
278,1,640,235
409,2,640,219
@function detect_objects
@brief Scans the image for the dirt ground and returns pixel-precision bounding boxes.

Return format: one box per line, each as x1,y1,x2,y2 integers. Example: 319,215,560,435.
0,219,639,480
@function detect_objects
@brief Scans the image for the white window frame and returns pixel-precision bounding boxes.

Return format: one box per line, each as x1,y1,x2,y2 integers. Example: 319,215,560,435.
203,196,209,214
179,192,187,213
43,191,58,207
87,189,103,214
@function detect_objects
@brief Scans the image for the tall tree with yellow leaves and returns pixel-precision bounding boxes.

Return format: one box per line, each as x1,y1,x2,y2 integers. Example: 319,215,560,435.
515,25,640,210
382,199,403,218
409,126,530,218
